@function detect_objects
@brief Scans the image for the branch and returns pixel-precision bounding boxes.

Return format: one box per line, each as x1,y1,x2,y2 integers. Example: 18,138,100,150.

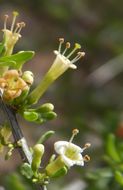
0,90,44,190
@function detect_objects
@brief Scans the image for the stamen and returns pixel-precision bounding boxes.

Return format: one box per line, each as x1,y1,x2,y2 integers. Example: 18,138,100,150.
14,23,20,33
58,38,64,53
67,43,81,59
4,15,9,30
84,155,90,162
71,52,85,64
69,128,79,143
62,42,70,55
83,143,91,150
17,22,26,34
11,11,19,32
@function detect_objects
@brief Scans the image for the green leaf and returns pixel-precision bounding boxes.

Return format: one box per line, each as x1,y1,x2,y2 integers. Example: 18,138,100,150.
115,171,123,186
21,163,33,179
106,134,121,163
37,130,55,144
0,61,16,67
5,173,27,190
0,51,35,69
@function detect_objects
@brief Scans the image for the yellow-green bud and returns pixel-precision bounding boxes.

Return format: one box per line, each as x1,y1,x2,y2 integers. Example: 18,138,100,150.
22,71,34,85
31,144,44,176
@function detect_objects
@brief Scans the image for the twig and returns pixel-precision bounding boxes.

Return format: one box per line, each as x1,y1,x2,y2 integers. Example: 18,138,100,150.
0,90,44,190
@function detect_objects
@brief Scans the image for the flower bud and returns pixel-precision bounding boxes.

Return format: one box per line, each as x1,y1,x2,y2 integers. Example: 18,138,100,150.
22,71,34,85
31,144,44,176
36,103,54,113
23,111,39,122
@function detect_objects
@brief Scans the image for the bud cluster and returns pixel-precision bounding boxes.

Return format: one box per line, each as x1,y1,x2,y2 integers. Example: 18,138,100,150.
0,69,34,103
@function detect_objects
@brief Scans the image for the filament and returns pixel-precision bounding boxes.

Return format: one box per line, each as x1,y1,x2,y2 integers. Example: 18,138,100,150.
71,52,85,64
82,143,91,151
62,42,70,55
17,22,25,34
58,38,64,53
11,11,19,32
4,15,9,30
67,43,81,59
14,23,20,33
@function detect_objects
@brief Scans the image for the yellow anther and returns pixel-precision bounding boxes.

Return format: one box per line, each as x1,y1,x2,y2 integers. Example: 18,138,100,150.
11,11,19,32
69,128,79,142
59,38,64,43
58,38,64,53
75,43,81,49
62,42,71,55
4,15,9,30
77,51,85,57
66,42,71,48
84,143,91,149
84,155,90,162
12,11,19,17
72,128,79,136
20,22,26,27
71,51,85,64
67,43,81,59
17,22,26,33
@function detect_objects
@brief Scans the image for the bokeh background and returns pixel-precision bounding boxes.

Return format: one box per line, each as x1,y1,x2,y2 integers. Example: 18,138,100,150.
1,0,123,190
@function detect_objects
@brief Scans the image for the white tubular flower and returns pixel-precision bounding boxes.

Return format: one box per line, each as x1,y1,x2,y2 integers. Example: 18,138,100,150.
47,38,85,81
54,129,91,168
26,38,85,105
54,141,84,167
46,129,90,177
3,11,25,56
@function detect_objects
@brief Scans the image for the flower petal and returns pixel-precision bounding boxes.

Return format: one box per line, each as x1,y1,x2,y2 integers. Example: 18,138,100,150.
54,141,82,155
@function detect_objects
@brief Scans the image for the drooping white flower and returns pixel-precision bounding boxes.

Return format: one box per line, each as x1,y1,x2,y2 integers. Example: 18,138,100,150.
54,129,91,168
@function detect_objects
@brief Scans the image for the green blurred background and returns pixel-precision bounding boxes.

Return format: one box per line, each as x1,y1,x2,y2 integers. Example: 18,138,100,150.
1,0,123,190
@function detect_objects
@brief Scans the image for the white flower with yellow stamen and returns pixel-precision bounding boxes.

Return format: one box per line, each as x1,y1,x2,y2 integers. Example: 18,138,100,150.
54,129,91,168
26,38,85,105
46,129,91,177
50,38,85,80
3,11,25,56
54,141,84,167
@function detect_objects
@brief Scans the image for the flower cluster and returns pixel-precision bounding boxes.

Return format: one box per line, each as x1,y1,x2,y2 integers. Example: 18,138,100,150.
0,11,90,190
20,129,91,186
3,11,25,56
0,69,33,102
